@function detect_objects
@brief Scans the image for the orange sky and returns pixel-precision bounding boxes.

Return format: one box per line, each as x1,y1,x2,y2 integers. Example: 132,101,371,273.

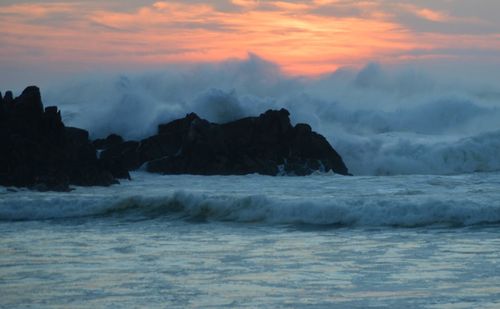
1,0,499,80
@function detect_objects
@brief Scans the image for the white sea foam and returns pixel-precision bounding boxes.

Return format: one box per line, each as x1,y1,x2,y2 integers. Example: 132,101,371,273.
1,172,499,227
38,56,500,175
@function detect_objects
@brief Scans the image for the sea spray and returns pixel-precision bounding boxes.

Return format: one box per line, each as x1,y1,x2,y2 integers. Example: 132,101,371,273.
43,56,500,175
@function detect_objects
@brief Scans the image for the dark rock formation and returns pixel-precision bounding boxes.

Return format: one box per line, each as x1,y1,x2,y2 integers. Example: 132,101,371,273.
98,140,139,179
0,86,129,191
1,85,350,191
99,109,350,176
3,91,14,109
93,133,124,150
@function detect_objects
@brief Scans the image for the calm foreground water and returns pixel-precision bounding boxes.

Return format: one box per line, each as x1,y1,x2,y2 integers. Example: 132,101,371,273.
1,172,500,308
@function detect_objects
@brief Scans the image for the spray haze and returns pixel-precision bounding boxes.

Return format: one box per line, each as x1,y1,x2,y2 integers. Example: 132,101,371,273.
41,55,500,176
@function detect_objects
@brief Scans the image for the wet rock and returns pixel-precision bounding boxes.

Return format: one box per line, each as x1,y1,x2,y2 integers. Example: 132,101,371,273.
93,133,124,150
0,86,124,190
15,86,43,116
3,91,14,109
1,85,350,190
102,108,350,176
99,141,139,178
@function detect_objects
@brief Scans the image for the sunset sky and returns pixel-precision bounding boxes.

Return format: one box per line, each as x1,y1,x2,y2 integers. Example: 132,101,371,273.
1,0,500,88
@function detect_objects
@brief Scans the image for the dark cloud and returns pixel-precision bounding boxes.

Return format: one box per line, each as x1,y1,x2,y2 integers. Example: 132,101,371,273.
381,0,500,34
404,47,500,59
5,0,500,35
308,5,364,18
400,0,500,22
391,8,500,35
304,0,500,34
164,21,235,32
25,12,82,28
0,0,160,12
168,0,241,12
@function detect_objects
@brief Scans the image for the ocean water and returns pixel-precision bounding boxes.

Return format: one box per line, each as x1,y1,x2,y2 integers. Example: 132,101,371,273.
2,172,500,308
3,59,500,307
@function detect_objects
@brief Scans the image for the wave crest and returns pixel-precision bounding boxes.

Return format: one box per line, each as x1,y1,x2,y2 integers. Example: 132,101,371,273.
2,190,499,227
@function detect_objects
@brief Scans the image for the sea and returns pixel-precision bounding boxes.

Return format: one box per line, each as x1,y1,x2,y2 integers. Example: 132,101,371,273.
1,171,500,308
2,61,500,307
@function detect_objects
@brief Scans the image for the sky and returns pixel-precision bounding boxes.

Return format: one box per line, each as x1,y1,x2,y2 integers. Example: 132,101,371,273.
1,0,500,89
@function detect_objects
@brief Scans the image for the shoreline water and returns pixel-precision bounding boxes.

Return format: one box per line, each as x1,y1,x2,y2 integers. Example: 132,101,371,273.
2,202,500,308
2,172,500,308
2,171,500,227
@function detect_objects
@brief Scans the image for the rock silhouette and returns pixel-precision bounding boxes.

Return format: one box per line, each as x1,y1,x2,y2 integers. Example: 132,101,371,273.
99,109,350,176
1,85,350,191
0,86,128,191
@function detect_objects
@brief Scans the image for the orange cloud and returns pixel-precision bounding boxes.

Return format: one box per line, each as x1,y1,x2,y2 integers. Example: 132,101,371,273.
416,8,449,22
397,3,450,22
1,1,498,77
0,2,77,17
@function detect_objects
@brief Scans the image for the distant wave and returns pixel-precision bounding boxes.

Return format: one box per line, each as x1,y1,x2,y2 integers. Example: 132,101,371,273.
43,56,500,175
2,189,499,227
338,130,500,176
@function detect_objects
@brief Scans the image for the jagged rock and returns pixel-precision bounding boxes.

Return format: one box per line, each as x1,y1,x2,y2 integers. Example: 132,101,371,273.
15,86,44,116
1,86,349,189
3,91,14,109
100,108,350,176
0,86,127,190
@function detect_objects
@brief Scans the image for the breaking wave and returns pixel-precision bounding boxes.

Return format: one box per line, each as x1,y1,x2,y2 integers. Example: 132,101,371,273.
40,55,500,175
1,187,499,227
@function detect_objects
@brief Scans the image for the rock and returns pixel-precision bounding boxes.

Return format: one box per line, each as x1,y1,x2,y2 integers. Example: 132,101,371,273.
138,134,180,163
1,85,350,190
3,91,14,109
102,108,350,176
15,86,43,116
98,141,138,178
0,86,124,190
92,134,134,179
93,133,124,150
0,92,3,118
65,126,89,142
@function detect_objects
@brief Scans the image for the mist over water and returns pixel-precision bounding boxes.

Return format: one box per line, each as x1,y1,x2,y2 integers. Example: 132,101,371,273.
43,55,500,176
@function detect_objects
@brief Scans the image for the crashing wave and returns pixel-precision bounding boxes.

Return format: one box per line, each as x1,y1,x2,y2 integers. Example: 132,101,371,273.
43,57,500,176
2,187,500,227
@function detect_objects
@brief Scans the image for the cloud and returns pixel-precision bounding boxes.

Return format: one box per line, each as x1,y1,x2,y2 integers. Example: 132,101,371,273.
0,0,499,88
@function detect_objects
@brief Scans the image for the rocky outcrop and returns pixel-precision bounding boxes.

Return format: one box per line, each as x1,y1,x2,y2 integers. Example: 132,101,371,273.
1,85,350,191
0,86,129,191
93,133,124,150
99,109,350,176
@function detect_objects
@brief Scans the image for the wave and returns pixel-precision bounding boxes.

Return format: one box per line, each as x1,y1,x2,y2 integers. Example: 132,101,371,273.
42,55,500,175
338,130,500,176
1,190,499,227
